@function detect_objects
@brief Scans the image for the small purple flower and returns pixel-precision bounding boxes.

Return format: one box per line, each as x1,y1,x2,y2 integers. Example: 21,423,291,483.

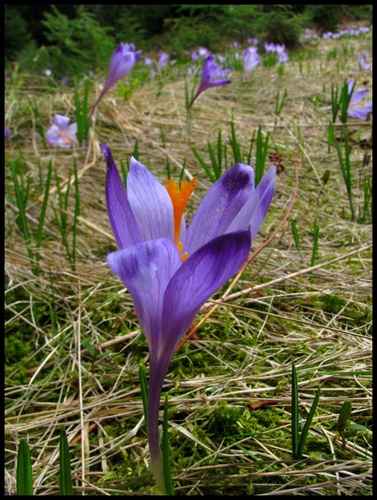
101,144,276,493
277,50,289,64
144,56,154,67
247,37,258,45
60,76,69,85
89,43,141,118
188,55,232,110
191,47,210,61
157,51,169,68
244,47,261,73
346,79,372,120
264,42,277,53
5,128,11,138
46,114,78,148
358,51,372,70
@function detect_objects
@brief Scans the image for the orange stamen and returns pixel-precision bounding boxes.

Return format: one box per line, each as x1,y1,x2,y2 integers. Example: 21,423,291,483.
165,177,197,258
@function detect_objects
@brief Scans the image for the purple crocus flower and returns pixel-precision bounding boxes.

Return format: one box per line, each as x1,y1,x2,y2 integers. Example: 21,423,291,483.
89,43,141,118
244,46,261,73
188,55,232,110
157,51,169,68
101,144,276,493
346,79,372,120
5,128,11,138
46,114,78,148
358,51,372,70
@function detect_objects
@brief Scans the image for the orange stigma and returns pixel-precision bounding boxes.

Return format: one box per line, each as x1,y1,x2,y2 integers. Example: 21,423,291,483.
165,177,197,259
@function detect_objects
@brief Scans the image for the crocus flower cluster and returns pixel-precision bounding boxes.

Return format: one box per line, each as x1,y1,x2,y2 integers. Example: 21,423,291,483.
264,42,289,64
188,55,232,110
89,43,141,118
101,144,276,493
323,25,372,39
346,79,372,120
190,46,211,61
244,46,261,74
46,114,78,148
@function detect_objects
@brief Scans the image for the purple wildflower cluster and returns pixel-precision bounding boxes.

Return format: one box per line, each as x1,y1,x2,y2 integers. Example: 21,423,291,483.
323,25,372,39
144,51,170,78
264,42,289,64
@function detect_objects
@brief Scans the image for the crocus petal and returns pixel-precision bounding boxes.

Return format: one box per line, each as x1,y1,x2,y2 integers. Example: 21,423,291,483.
101,144,143,249
161,230,251,357
66,123,78,135
107,238,181,346
347,102,372,119
227,165,277,241
127,158,174,241
184,163,254,254
350,88,369,105
54,114,70,128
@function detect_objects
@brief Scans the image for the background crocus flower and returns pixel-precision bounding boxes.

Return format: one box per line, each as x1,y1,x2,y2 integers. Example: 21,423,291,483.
346,78,372,120
101,143,276,493
46,114,78,148
188,55,232,110
358,50,372,70
5,128,11,138
89,42,141,118
244,46,261,73
157,51,169,68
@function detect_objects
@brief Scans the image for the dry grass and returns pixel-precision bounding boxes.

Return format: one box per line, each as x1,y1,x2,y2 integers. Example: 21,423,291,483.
5,31,372,495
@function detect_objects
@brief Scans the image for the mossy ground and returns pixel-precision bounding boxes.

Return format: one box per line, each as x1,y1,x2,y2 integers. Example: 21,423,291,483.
5,24,372,495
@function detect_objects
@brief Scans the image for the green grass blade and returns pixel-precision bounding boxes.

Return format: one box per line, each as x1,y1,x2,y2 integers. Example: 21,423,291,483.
229,119,242,163
71,158,80,271
35,160,52,268
291,361,299,459
291,218,304,262
16,439,33,495
332,130,355,220
139,364,149,426
162,393,174,496
255,126,269,186
207,140,220,179
59,425,73,495
119,159,128,186
340,78,354,124
331,84,340,123
191,146,216,183
338,400,352,431
297,387,321,459
9,162,35,272
216,129,223,175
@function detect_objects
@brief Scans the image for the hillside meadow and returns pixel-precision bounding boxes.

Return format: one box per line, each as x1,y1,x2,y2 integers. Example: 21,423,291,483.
5,25,372,495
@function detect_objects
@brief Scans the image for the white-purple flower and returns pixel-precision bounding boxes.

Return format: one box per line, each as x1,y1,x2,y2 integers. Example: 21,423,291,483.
191,46,210,61
358,51,372,70
89,43,141,118
101,144,276,493
188,55,232,110
346,78,372,120
46,114,78,148
244,46,261,73
157,51,169,68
